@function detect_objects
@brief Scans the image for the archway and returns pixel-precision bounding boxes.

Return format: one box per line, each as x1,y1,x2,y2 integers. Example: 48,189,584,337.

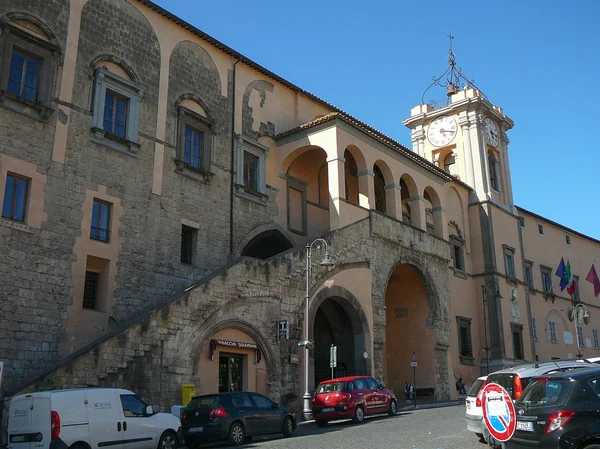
308,287,371,390
383,264,438,398
241,230,293,259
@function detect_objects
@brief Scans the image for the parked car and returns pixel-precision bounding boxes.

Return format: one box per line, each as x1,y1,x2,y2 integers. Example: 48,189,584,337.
506,366,600,448
181,392,296,447
8,388,181,449
464,376,487,439
311,375,397,427
483,359,597,448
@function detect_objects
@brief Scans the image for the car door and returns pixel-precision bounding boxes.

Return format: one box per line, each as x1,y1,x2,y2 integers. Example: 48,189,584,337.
86,390,123,449
119,394,157,449
231,393,259,436
365,378,385,414
251,393,281,434
353,378,369,411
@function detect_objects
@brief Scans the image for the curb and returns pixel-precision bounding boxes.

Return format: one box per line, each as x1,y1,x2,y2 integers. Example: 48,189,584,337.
398,399,464,411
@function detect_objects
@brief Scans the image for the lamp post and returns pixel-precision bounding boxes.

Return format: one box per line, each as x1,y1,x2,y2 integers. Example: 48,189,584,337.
481,281,503,375
569,302,590,358
300,238,334,421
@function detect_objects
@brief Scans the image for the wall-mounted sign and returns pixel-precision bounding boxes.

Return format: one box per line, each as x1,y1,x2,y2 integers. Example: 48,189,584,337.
277,320,289,340
290,354,300,364
394,307,408,318
210,339,261,364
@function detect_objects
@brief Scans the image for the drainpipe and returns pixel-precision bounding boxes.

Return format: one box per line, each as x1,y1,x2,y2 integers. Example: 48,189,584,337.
230,58,241,256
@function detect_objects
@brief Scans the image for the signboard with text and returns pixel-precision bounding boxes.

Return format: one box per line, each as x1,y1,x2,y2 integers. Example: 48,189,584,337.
481,383,516,442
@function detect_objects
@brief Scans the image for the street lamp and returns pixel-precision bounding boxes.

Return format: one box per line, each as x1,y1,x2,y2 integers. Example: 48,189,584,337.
300,238,334,421
481,281,503,375
569,302,590,358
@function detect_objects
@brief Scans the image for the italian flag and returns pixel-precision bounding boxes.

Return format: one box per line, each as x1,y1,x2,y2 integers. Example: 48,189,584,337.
566,260,576,297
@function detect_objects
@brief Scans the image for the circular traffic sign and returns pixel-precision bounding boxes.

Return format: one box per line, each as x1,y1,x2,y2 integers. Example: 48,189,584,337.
363,351,369,360
410,352,417,363
481,383,516,442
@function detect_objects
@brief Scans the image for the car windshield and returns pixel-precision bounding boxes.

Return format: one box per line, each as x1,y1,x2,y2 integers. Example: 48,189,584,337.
316,382,346,394
516,379,571,408
187,395,220,408
467,379,485,397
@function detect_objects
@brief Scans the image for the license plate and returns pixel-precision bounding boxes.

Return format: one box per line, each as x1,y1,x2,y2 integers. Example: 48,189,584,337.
516,420,533,431
188,427,204,433
321,408,334,413
10,435,27,443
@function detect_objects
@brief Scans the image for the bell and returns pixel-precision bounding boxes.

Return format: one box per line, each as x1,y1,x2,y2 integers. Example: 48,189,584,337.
447,84,456,96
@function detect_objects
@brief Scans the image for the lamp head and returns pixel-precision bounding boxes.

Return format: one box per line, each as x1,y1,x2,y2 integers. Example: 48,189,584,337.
320,252,334,267
494,290,503,300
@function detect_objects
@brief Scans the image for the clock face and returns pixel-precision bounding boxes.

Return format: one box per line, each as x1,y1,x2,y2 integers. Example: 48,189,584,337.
427,116,457,147
484,118,499,147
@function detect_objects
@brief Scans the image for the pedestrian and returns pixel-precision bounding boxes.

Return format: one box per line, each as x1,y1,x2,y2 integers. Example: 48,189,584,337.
404,382,409,399
455,377,466,395
408,383,414,400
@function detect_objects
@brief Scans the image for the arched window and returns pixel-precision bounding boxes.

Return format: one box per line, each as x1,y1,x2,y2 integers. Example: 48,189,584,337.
400,178,411,224
175,97,214,177
344,150,359,204
373,165,386,213
488,150,501,191
443,153,458,177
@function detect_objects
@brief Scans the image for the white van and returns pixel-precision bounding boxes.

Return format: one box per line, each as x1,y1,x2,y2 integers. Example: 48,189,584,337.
8,388,181,449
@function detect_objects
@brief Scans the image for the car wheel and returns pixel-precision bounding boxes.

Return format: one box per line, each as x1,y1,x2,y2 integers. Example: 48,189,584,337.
352,405,365,423
315,419,328,428
283,416,294,437
157,430,177,449
388,400,397,416
228,421,245,446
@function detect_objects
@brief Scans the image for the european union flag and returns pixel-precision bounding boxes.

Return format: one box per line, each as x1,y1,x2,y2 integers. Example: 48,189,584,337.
555,257,569,292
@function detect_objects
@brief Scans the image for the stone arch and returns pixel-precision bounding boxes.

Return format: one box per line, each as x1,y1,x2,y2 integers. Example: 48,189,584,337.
344,145,367,173
4,12,61,49
174,93,215,122
90,54,139,82
544,309,569,343
424,185,443,237
399,173,418,224
190,318,277,381
170,40,222,94
237,224,295,259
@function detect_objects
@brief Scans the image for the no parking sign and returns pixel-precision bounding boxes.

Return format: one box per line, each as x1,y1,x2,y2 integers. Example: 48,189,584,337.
481,383,516,442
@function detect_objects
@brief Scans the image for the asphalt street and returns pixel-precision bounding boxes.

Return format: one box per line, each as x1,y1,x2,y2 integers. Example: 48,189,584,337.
188,404,487,449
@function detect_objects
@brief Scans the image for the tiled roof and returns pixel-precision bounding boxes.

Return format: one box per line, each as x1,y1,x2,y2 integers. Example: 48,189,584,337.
136,0,469,188
276,112,470,186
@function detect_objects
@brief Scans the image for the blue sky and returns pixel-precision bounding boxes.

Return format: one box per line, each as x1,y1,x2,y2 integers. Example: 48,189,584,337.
155,0,599,240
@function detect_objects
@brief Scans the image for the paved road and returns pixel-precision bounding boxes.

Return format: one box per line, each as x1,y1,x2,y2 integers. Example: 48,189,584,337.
189,405,488,448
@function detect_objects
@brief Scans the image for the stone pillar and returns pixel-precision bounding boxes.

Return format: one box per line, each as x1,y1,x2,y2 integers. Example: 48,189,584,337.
384,184,402,220
432,206,448,240
471,115,490,199
458,116,475,188
410,127,426,157
500,130,515,210
358,170,375,210
327,156,345,231
409,196,426,231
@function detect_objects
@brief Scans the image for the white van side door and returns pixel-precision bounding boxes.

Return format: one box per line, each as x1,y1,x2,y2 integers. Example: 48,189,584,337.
85,390,123,449
118,394,157,449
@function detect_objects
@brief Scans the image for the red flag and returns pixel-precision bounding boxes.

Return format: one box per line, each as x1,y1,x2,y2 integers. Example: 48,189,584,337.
586,264,600,298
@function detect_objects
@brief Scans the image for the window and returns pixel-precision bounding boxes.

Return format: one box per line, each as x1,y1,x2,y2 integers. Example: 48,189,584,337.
451,236,465,272
525,261,534,289
236,136,268,201
231,393,253,408
175,105,213,177
488,151,501,191
512,324,524,360
532,318,538,341
103,91,128,139
2,174,29,222
8,49,40,102
549,321,557,343
366,378,380,390
578,326,584,347
82,270,100,310
594,330,599,349
120,395,148,418
443,152,456,175
91,66,143,154
251,393,272,409
541,266,553,293
90,199,111,242
573,276,580,301
519,216,525,228
503,246,516,279
354,378,368,390
0,20,58,118
538,223,544,235
457,317,473,364
566,234,571,245
181,225,197,265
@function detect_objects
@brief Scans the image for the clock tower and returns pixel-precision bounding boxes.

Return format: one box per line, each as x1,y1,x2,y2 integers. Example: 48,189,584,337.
402,38,515,213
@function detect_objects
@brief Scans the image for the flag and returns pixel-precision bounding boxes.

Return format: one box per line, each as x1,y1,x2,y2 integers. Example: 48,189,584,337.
566,260,576,297
587,264,600,298
556,257,569,292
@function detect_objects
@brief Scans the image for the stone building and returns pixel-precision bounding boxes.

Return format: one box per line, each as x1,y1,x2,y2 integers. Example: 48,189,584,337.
1,0,599,436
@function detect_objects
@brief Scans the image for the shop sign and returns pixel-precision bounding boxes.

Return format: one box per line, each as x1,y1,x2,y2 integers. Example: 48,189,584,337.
210,339,262,364
290,354,300,364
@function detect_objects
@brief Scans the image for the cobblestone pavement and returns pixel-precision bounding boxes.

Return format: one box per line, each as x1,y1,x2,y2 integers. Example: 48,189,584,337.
189,405,487,449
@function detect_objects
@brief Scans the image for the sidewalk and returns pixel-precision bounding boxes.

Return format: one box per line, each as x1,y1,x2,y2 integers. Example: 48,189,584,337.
398,397,465,411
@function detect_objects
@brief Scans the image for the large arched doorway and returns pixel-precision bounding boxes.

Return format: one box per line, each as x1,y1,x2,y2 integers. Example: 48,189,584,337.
383,264,437,398
241,230,293,259
311,293,370,388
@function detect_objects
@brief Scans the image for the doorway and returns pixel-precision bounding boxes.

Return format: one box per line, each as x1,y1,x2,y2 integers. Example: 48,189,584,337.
219,354,244,393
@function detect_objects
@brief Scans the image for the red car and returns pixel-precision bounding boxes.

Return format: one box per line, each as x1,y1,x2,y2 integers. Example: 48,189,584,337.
311,375,397,427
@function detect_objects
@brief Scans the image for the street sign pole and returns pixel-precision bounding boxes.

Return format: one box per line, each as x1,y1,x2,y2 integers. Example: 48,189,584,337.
330,345,337,378
410,352,418,408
